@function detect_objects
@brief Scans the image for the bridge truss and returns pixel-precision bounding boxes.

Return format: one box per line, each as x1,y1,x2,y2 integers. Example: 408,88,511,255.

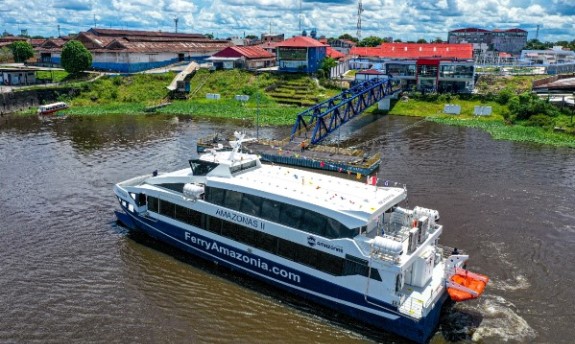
290,78,395,144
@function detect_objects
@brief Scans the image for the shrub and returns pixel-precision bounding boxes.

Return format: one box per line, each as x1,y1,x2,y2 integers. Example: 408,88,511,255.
526,114,554,128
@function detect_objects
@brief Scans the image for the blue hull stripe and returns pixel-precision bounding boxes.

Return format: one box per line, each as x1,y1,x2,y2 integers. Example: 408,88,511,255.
118,208,446,343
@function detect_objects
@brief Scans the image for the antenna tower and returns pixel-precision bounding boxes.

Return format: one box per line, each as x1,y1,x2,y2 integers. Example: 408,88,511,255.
535,24,540,40
357,0,364,41
174,18,179,33
299,0,302,33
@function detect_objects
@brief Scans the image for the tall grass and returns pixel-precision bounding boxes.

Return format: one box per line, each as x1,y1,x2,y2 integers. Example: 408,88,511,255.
429,117,575,148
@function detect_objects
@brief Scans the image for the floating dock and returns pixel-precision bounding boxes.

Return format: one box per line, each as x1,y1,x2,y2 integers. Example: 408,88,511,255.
198,136,380,176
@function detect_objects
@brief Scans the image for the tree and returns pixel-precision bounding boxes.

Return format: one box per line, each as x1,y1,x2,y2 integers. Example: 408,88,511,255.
0,47,12,63
10,41,34,62
338,33,358,42
61,40,92,74
416,38,428,44
357,35,384,47
320,57,337,77
431,37,444,43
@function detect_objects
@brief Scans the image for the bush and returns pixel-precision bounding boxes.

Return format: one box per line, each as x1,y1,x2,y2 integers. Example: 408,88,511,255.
526,114,554,128
497,88,514,105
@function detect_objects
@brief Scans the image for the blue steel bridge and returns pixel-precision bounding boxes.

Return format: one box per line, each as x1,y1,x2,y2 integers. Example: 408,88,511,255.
289,78,398,145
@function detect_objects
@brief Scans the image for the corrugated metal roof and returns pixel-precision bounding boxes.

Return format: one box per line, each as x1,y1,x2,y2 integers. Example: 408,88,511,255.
91,40,231,54
213,46,275,59
89,28,206,39
450,28,490,33
350,43,473,59
326,47,345,59
276,36,327,48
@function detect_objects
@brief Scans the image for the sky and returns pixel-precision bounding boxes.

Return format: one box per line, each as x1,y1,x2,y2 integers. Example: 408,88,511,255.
0,0,573,43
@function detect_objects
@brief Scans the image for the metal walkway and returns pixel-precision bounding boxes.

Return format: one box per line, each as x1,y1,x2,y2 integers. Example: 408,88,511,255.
166,61,199,91
290,78,396,144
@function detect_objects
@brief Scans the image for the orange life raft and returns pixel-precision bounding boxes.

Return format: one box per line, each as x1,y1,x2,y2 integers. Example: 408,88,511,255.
447,268,489,302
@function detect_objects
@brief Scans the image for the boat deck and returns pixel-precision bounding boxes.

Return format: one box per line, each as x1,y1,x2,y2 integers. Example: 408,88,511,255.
200,136,380,176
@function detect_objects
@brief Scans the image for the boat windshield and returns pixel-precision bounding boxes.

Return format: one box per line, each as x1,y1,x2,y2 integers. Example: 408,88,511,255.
189,159,219,176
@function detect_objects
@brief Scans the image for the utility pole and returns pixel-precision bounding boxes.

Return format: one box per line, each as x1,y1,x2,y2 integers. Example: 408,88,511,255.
57,24,60,37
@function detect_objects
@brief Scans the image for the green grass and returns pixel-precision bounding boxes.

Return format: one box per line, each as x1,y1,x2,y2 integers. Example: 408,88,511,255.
31,69,575,147
429,116,575,147
35,70,69,82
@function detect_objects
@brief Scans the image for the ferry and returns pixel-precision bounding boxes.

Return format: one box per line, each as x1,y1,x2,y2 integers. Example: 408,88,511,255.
37,102,69,115
113,132,488,343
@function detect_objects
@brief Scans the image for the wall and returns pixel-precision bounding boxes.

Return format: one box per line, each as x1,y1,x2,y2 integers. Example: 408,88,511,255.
0,88,75,115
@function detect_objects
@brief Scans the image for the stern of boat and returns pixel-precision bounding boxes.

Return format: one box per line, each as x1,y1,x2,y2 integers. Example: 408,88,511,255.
444,254,489,302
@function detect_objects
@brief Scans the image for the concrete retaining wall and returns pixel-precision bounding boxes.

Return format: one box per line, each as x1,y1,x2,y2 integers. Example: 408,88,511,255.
0,88,76,115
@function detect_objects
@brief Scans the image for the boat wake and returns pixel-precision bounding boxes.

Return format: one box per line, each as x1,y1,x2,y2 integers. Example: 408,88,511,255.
471,294,536,342
483,242,531,291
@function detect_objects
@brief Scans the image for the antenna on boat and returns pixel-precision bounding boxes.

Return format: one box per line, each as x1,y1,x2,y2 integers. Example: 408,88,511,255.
228,131,255,162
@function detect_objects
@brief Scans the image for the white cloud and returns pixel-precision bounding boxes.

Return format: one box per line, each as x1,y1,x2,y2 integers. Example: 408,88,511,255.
0,0,572,41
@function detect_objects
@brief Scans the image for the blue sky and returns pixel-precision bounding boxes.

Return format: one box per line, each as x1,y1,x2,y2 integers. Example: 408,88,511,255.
0,0,573,42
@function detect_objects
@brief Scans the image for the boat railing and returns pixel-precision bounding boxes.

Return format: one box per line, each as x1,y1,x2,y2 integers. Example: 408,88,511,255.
117,174,153,187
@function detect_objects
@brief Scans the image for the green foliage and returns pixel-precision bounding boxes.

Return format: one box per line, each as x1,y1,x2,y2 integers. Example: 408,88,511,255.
357,36,384,47
0,46,12,63
496,87,514,104
508,92,559,121
10,41,34,62
61,40,93,74
35,70,69,82
319,57,337,78
338,33,357,42
526,114,554,128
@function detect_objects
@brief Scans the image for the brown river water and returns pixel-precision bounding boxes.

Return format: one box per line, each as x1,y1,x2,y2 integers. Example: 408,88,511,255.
0,113,574,343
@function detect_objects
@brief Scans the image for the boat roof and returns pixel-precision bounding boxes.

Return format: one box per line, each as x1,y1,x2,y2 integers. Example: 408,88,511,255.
145,147,406,227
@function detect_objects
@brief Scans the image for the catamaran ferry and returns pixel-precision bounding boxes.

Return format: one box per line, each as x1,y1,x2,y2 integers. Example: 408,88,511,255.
113,132,488,343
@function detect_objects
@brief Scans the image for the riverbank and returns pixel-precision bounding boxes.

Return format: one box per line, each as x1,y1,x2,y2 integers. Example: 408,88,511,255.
11,70,575,147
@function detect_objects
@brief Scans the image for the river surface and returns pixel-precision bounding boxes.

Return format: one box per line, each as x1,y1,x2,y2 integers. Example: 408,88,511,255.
0,113,574,343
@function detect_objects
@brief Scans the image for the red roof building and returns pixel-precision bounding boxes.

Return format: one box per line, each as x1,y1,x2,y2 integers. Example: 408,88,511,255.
276,36,327,48
276,36,327,73
350,43,473,60
326,47,345,60
209,46,275,70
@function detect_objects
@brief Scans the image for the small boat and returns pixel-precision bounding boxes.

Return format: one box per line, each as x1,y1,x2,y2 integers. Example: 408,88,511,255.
37,102,69,115
446,267,489,302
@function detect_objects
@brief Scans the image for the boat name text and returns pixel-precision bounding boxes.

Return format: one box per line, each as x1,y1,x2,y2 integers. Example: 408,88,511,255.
215,208,264,230
184,232,300,283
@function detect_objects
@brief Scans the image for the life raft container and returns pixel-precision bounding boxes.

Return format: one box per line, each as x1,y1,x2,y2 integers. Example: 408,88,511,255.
447,268,489,302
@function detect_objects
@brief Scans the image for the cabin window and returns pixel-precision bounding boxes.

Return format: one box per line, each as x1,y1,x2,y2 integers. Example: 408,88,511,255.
189,159,219,176
205,186,225,205
136,193,147,207
261,199,281,223
240,193,262,217
279,204,303,229
207,216,223,234
143,197,380,280
175,204,195,224
302,210,327,237
148,196,159,212
158,183,185,193
159,200,176,218
205,186,354,240
224,190,243,210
